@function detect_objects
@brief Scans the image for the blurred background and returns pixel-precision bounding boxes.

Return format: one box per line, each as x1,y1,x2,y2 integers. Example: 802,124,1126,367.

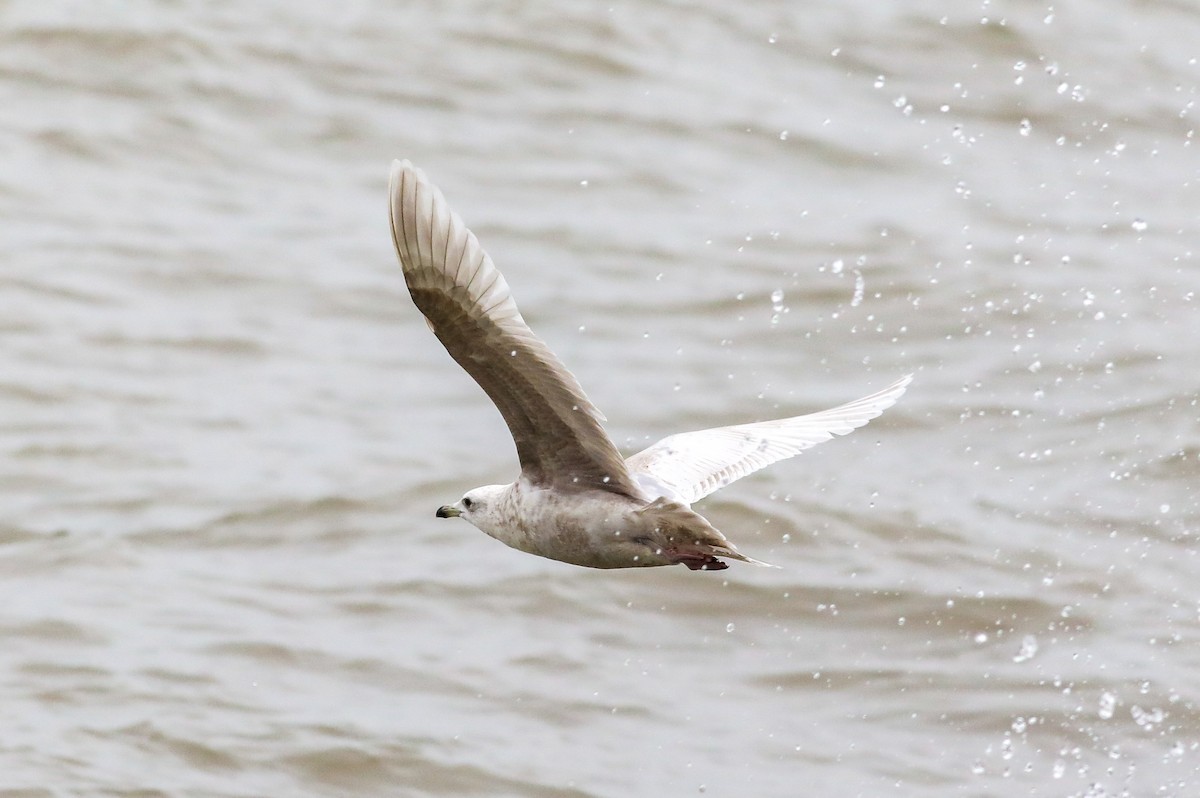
2,1,1198,795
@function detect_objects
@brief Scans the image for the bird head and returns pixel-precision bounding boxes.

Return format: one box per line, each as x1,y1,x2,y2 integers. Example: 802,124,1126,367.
436,484,508,530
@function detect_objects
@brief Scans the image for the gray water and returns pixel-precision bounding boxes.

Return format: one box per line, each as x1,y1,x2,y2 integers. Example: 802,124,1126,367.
2,1,1199,796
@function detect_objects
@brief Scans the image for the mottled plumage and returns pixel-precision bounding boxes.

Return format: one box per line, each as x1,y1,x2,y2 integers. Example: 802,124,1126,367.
388,160,910,571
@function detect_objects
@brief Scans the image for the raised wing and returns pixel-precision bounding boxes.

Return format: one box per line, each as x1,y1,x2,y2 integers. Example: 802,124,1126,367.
389,160,639,496
625,375,912,504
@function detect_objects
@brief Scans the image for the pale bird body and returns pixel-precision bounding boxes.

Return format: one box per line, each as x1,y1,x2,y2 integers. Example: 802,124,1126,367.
389,160,910,571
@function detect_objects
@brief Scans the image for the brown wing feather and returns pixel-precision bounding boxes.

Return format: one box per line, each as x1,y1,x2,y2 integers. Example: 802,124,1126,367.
389,160,639,496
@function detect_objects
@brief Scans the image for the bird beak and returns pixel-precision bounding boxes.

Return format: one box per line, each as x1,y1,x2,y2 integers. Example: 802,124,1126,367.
436,505,460,518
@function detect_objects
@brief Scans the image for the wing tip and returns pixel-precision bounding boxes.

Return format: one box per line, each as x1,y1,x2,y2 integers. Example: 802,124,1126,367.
387,159,485,288
389,158,416,181
875,372,914,410
847,372,914,415
388,159,418,209
388,159,458,281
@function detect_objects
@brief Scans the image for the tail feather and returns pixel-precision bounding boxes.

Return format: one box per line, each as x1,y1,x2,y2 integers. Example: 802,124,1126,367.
634,498,776,570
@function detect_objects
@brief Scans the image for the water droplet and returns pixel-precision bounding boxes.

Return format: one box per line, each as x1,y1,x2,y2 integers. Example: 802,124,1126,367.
1131,218,1148,232
1012,634,1039,663
1019,118,1032,136
974,632,989,644
779,130,789,141
725,623,736,633
1099,691,1116,719
770,288,786,325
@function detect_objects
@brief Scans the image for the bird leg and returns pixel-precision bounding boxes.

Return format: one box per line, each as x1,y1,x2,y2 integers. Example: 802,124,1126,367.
676,554,729,571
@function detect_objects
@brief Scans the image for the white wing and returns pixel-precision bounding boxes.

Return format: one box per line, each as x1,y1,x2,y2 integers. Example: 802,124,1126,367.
389,160,640,496
625,375,912,505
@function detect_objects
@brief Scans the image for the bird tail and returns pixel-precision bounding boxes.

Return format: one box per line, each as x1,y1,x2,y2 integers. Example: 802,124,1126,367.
635,498,777,570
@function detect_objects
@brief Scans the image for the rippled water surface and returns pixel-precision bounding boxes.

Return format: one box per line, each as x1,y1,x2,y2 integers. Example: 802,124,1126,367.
3,1,1199,796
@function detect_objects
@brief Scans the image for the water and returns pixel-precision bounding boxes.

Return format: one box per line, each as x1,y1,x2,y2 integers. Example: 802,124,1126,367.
3,1,1199,795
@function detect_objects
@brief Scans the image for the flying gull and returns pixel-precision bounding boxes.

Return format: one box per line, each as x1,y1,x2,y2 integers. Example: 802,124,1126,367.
388,160,910,571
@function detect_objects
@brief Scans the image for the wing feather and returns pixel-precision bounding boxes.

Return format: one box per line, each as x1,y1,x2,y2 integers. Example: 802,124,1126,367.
388,160,638,495
625,375,912,504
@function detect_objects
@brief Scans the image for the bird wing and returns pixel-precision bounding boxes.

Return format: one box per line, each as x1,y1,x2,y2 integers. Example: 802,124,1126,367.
624,375,912,505
388,160,639,496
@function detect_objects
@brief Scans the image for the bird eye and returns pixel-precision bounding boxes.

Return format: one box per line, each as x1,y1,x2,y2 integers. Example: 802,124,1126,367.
462,497,473,509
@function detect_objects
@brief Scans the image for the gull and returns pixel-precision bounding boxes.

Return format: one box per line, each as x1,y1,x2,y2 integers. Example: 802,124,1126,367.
388,160,910,571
